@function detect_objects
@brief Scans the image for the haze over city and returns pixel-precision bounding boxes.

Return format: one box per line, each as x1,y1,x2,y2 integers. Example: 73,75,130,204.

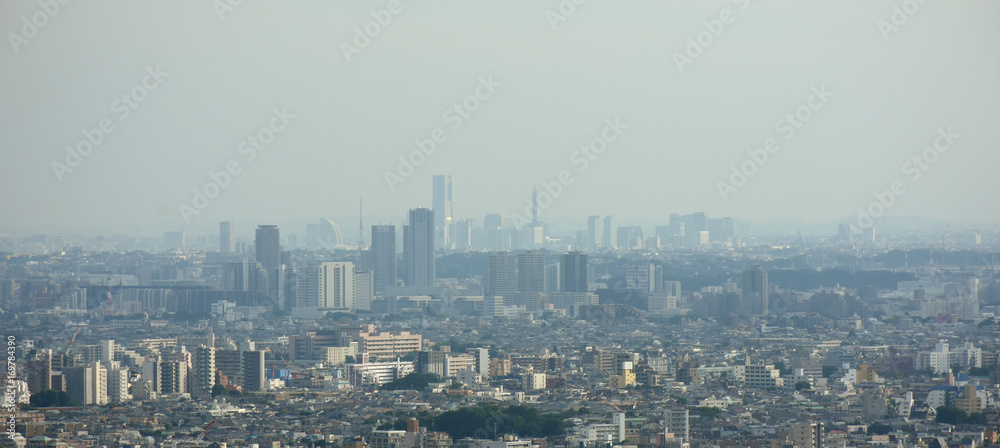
8,3,1000,448
2,1,1000,237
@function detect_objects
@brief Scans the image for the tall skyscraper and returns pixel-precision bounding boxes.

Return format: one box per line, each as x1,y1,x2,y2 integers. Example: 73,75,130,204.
403,208,435,287
587,216,603,250
483,213,510,251
371,225,397,293
486,252,517,297
517,250,546,294
242,350,266,392
454,219,473,252
220,221,236,253
742,265,769,316
255,225,281,273
560,252,588,293
222,259,270,296
432,175,454,250
602,216,618,249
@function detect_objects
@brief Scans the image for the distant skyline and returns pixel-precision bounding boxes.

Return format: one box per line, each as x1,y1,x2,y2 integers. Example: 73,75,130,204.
2,2,999,236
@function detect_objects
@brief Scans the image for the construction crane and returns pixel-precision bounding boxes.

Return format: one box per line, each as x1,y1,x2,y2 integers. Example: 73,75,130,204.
65,324,83,355
197,419,216,441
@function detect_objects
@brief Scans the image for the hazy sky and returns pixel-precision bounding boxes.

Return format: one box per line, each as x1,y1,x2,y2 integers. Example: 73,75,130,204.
2,1,999,237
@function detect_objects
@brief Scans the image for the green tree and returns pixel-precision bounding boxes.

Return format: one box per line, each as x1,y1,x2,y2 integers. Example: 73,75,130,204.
935,406,967,425
29,389,74,407
382,372,441,391
794,381,810,391
868,422,892,435
211,384,226,398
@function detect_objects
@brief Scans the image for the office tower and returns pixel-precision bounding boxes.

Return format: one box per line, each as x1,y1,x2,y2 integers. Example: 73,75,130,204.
256,225,282,299
66,361,107,405
242,350,266,392
298,262,355,309
255,225,281,272
560,252,588,293
486,252,517,297
602,216,617,249
742,265,769,316
354,270,373,312
518,250,546,294
222,259,270,296
627,264,657,293
432,175,454,250
587,216,603,250
789,422,824,448
664,409,690,442
220,221,236,253
545,263,560,293
163,231,185,251
454,219,472,252
214,349,242,388
371,225,397,293
483,213,510,251
618,226,643,250
403,208,435,287
662,281,681,297
708,217,735,244
192,346,216,399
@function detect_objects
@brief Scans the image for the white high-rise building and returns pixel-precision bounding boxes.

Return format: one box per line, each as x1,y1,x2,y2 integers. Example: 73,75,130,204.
192,346,216,399
354,270,374,312
66,361,108,405
99,340,115,364
107,362,131,404
297,262,355,310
